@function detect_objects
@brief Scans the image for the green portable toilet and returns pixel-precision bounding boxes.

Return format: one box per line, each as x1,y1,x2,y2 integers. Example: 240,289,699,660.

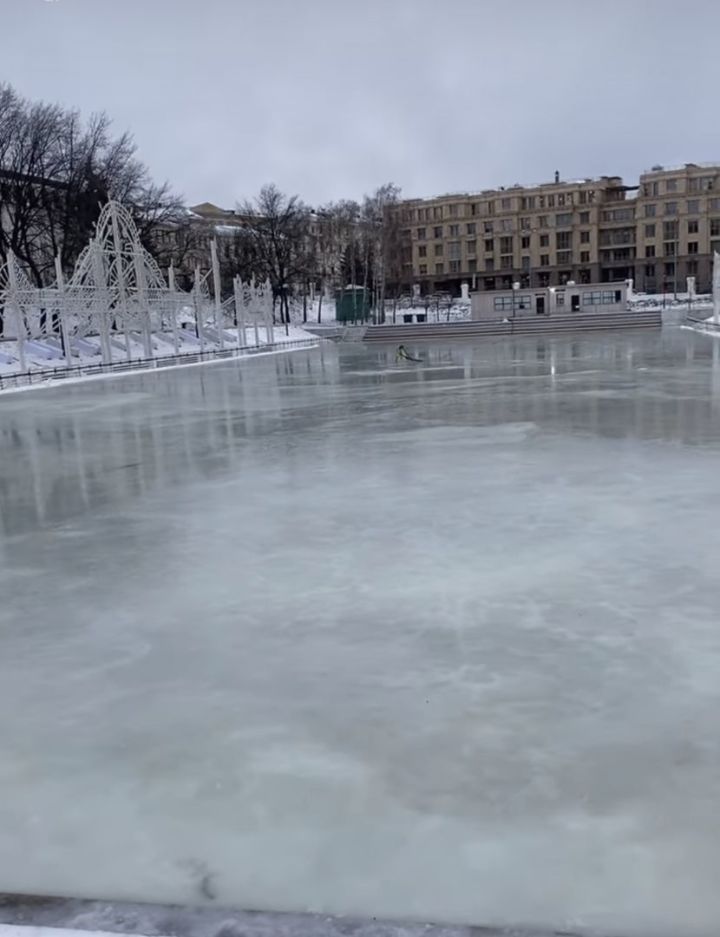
335,286,372,323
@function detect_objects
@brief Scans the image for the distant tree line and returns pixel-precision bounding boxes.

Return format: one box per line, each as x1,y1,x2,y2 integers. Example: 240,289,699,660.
0,81,184,285
0,82,404,321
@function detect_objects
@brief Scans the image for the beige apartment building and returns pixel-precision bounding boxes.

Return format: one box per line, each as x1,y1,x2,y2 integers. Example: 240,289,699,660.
394,163,720,296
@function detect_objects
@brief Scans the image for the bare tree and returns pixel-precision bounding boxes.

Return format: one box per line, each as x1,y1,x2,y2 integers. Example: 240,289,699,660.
238,184,313,329
0,82,182,284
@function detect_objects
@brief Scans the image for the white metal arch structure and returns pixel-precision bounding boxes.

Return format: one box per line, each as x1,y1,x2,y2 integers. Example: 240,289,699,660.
0,200,279,373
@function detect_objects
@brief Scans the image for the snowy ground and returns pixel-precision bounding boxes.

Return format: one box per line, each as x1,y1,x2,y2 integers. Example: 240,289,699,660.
3,330,720,936
0,326,316,377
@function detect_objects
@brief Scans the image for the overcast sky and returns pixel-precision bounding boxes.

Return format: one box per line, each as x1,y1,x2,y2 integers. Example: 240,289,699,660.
2,0,720,207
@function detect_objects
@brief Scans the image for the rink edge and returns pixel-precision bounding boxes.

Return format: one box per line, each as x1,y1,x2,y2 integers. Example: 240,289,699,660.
0,893,592,937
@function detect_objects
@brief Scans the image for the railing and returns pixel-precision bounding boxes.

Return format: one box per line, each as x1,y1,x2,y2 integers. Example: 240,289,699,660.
0,338,320,391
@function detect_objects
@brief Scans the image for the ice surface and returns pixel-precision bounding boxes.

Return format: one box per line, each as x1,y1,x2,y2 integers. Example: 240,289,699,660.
2,329,720,936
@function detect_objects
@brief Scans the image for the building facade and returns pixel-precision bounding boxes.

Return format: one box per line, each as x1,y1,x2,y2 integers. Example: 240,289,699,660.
394,163,720,296
471,282,628,320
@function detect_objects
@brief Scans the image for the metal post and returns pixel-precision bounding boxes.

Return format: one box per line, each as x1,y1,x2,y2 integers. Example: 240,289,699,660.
168,265,180,354
7,252,27,375
132,242,153,359
264,278,274,344
193,266,205,352
210,239,224,350
252,282,261,347
234,276,246,349
54,255,73,368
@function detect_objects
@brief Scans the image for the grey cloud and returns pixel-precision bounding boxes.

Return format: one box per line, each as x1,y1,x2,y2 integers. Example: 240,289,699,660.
1,0,719,206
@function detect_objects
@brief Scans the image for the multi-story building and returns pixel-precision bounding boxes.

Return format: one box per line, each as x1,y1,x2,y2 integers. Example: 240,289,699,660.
394,163,720,297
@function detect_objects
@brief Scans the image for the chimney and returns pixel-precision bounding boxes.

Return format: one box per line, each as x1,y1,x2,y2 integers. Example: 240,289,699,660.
554,170,560,184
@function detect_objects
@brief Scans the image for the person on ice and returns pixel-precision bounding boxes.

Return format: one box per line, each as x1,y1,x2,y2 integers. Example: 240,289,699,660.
396,345,421,363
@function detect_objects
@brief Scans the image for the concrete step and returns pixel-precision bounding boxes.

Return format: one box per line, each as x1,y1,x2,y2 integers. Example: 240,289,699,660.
364,311,661,342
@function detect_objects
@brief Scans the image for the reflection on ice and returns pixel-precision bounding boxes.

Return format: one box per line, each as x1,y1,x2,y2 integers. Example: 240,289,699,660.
2,330,720,936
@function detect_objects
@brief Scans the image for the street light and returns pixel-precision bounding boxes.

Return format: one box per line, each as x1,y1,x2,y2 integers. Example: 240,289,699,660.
512,280,520,319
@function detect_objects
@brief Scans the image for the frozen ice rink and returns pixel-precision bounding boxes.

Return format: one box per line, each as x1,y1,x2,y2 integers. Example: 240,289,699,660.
2,329,720,937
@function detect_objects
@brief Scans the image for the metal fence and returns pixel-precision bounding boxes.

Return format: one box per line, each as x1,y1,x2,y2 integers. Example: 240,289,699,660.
0,338,320,391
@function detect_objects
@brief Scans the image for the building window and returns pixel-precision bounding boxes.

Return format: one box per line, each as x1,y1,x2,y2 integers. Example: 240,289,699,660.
579,211,590,224
548,195,556,208
483,221,494,234
500,218,513,233
712,240,720,254
521,235,530,249
665,202,678,215
539,215,548,227
522,255,531,270
466,223,476,235
645,244,656,258
449,260,461,273
556,231,571,249
580,250,590,263
418,245,427,257
688,241,699,254
466,240,476,254
687,259,698,274
433,225,443,238
419,264,427,275
710,219,720,237
663,220,679,239
486,200,495,215
557,250,572,264
645,263,655,277
645,204,656,217
435,243,444,256
580,230,590,243
484,277,496,290
468,258,477,273
601,208,635,222
435,262,444,275
645,223,656,238
448,204,458,218
687,199,700,214
520,217,531,230
688,219,699,234
540,254,549,266
417,227,426,240
484,238,494,252
499,236,513,254
448,241,461,259
501,197,511,210
556,212,573,227
433,206,442,219
666,179,678,192
499,254,513,270
521,196,536,210
485,258,494,272
664,242,676,256
710,198,720,211
471,203,478,216
540,233,549,247
449,224,459,236
664,262,675,276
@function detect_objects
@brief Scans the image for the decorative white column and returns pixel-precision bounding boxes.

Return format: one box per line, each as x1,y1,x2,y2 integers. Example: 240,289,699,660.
91,239,113,364
713,252,720,326
168,265,180,354
193,266,205,352
111,205,135,362
210,239,224,350
7,252,27,374
234,276,246,349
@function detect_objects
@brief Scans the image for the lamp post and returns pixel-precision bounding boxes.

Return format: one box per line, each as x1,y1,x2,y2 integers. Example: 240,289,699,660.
512,280,520,319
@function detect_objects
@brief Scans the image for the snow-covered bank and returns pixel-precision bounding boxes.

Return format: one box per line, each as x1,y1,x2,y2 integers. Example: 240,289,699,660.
0,327,319,393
